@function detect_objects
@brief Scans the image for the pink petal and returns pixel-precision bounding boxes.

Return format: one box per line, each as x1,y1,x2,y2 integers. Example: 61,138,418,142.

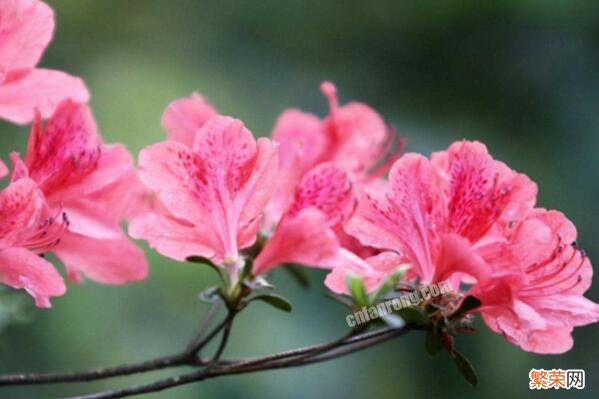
324,250,374,294
476,218,553,274
494,160,537,223
265,109,325,228
262,150,302,231
0,177,45,248
138,116,278,262
0,158,7,178
286,162,354,226
432,140,537,239
324,250,404,294
0,0,54,70
320,82,390,174
25,101,100,193
52,144,133,197
137,140,207,224
235,137,279,250
436,141,508,241
345,154,437,281
530,208,577,246
0,247,65,308
520,210,592,296
52,232,148,284
333,225,380,260
253,208,339,275
22,103,143,238
530,295,599,328
0,68,89,124
433,233,489,283
60,202,121,239
271,109,326,174
9,151,29,181
481,295,599,354
161,93,217,146
50,144,143,238
517,327,574,354
129,212,216,261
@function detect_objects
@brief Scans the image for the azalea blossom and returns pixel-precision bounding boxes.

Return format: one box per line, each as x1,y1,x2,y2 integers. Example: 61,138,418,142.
0,177,66,307
0,0,89,124
465,209,599,353
272,81,400,178
265,81,403,229
344,141,536,284
10,100,147,283
129,114,278,281
342,140,598,353
253,162,354,274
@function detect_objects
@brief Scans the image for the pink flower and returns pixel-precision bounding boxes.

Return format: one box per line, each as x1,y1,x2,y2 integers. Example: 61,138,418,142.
344,140,598,352
161,93,217,146
272,81,399,178
266,82,403,229
467,209,599,353
345,140,536,284
0,0,89,124
0,177,66,307
129,115,278,276
11,101,147,283
253,163,354,275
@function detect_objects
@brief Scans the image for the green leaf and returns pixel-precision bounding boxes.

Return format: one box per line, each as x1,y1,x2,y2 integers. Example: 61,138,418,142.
241,259,254,280
368,263,411,303
397,306,429,326
283,264,310,288
452,350,478,386
347,274,369,307
252,294,293,312
425,326,443,356
451,295,481,319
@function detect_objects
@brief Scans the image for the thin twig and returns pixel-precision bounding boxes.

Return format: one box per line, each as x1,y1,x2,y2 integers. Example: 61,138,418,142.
185,300,223,356
184,315,230,357
206,310,235,367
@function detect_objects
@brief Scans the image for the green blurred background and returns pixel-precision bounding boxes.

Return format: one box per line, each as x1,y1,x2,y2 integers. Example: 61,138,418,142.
1,0,598,398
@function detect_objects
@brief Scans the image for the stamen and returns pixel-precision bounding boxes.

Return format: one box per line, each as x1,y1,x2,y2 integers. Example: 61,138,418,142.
525,235,564,274
522,246,586,296
20,207,69,252
320,81,339,117
527,244,578,286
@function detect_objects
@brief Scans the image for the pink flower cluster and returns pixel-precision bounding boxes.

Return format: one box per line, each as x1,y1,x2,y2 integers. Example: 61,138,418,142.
129,84,599,353
1,0,597,355
0,0,147,307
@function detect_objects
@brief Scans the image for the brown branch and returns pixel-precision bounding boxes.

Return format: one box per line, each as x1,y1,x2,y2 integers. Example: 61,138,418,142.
66,325,414,399
184,300,223,356
205,310,235,367
0,302,230,386
0,354,191,385
0,293,419,399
